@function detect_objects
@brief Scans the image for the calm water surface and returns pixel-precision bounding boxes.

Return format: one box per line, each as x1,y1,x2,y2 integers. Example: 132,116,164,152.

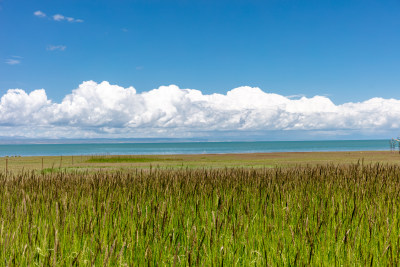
0,140,390,156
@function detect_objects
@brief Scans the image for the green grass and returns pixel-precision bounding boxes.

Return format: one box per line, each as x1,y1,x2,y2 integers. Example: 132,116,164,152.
2,151,400,172
86,156,175,163
1,163,400,265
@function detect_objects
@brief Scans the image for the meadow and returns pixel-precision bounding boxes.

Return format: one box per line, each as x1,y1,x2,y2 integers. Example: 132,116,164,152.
2,150,400,172
1,152,400,265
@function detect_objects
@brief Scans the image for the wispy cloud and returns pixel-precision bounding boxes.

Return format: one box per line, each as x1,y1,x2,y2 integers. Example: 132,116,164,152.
5,56,22,65
286,94,306,99
5,59,20,65
47,45,66,51
52,13,83,23
52,14,64,21
0,81,399,138
34,10,46,18
34,10,83,23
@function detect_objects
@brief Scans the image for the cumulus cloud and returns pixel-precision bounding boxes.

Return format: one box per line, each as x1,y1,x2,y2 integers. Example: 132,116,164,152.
47,45,66,51
0,81,399,138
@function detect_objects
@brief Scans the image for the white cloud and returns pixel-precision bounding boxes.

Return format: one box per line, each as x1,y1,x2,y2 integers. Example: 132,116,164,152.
34,10,46,18
5,59,20,65
52,14,64,21
52,13,83,23
0,89,50,125
47,45,66,51
34,10,83,22
1,81,400,138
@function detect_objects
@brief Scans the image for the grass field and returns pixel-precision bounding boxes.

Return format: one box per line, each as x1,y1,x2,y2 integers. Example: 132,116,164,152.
2,150,400,172
1,152,400,265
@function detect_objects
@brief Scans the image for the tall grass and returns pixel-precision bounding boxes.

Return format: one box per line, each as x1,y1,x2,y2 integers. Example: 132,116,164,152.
1,163,400,265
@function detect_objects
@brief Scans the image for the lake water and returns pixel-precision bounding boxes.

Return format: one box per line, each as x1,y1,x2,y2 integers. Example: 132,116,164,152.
0,140,391,156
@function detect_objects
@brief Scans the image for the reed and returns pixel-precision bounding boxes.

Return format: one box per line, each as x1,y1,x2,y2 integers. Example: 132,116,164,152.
0,163,399,265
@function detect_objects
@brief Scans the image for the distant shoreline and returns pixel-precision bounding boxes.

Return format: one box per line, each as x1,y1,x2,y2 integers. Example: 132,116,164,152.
2,150,393,157
0,138,390,145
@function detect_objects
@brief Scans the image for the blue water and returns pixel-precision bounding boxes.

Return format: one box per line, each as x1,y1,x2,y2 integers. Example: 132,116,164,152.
0,140,391,156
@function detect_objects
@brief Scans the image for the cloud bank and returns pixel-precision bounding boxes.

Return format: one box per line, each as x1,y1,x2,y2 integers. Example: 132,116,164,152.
1,81,399,139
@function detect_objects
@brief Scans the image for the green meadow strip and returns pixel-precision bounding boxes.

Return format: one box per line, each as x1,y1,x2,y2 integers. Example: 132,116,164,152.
86,156,164,163
0,163,400,265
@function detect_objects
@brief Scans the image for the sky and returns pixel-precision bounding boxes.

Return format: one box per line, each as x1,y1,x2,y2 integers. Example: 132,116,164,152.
1,0,400,140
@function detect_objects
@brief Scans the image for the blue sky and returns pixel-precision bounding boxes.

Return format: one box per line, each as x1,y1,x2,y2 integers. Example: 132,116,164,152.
2,0,399,103
1,0,400,139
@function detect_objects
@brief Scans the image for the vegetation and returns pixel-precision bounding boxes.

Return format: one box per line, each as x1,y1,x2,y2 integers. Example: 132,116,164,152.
1,162,400,265
86,156,171,163
2,150,400,172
